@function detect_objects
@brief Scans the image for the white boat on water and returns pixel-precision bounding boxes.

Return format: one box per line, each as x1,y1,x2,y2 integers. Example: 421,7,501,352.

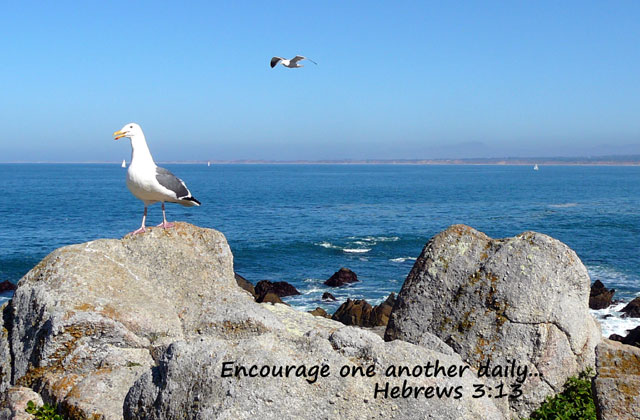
121,159,126,168
533,164,539,171
207,161,211,167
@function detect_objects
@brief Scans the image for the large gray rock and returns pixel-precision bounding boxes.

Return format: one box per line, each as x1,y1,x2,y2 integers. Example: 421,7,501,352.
124,304,504,420
593,339,640,420
385,225,601,418
4,223,281,420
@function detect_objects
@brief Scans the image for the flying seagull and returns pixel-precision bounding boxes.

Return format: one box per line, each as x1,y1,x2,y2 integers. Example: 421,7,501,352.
113,123,200,235
270,55,317,68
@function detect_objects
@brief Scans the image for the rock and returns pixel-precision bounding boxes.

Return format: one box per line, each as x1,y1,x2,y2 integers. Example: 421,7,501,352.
321,292,337,301
235,273,256,298
308,307,330,318
590,280,615,309
0,386,43,420
332,299,373,326
124,304,504,420
0,281,16,294
254,280,300,298
324,268,359,287
621,298,640,318
255,292,285,305
370,293,395,326
385,224,601,418
332,295,396,328
593,339,640,420
2,223,283,420
622,326,640,348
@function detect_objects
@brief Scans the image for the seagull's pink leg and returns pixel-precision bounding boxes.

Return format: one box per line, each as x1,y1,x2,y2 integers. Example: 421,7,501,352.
157,202,174,229
130,206,147,235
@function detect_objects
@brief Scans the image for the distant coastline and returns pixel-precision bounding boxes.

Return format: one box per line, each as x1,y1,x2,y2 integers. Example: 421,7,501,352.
3,155,640,165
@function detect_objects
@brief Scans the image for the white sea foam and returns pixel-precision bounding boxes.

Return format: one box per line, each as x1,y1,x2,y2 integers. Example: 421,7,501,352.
591,302,640,338
343,248,371,253
390,257,417,263
316,241,340,249
0,296,9,306
548,203,578,208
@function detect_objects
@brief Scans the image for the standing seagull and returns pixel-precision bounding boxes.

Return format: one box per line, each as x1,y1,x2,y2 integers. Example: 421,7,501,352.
113,123,200,234
270,55,317,68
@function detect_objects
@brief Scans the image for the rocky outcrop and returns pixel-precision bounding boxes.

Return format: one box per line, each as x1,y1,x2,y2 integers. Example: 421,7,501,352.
324,268,358,287
1,223,281,420
235,273,256,298
308,307,330,318
0,281,16,294
622,326,640,348
1,223,505,420
593,339,640,420
255,292,285,305
321,292,337,301
622,298,640,318
590,280,615,310
332,299,373,326
255,280,300,298
385,225,601,418
332,294,396,328
124,304,504,420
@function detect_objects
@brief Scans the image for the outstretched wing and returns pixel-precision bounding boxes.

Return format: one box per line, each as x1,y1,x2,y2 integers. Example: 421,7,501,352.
270,56,283,68
291,55,317,65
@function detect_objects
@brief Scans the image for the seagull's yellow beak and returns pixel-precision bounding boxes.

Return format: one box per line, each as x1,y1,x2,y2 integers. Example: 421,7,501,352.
113,130,127,140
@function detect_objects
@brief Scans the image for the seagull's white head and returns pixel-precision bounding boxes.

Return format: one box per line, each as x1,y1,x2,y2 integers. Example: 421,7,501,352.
113,123,143,140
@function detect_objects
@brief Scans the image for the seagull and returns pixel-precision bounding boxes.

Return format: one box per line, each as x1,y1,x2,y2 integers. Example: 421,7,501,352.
270,55,317,68
113,123,200,235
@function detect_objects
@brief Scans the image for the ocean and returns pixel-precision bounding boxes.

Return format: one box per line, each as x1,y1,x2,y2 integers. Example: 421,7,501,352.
1,164,638,337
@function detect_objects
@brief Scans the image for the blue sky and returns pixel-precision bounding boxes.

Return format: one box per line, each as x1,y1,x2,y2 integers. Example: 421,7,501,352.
1,1,639,161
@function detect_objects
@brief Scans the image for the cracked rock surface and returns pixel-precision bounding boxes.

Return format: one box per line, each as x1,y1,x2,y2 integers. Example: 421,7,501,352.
385,224,601,418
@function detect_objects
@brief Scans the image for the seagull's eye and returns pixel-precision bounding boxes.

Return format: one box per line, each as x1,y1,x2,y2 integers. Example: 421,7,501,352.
129,125,133,128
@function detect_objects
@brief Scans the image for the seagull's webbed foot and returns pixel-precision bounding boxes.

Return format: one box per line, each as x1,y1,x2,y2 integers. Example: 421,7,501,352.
156,221,175,229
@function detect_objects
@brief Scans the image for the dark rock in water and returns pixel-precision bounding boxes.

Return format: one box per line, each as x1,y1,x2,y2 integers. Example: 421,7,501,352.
622,326,640,347
621,297,640,318
234,273,256,298
0,281,16,293
332,294,396,327
589,279,615,310
608,334,625,342
324,268,359,287
255,280,300,298
370,293,396,326
332,299,373,326
322,292,337,301
255,292,286,305
308,307,330,318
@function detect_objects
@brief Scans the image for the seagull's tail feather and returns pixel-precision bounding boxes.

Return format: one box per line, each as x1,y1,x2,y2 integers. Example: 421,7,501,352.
179,196,201,207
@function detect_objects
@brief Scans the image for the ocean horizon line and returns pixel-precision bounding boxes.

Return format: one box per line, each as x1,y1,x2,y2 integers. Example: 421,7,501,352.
2,155,640,166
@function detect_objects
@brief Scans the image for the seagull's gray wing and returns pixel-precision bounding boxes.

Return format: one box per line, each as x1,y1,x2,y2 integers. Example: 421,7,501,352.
270,57,283,68
292,55,317,65
155,167,189,199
